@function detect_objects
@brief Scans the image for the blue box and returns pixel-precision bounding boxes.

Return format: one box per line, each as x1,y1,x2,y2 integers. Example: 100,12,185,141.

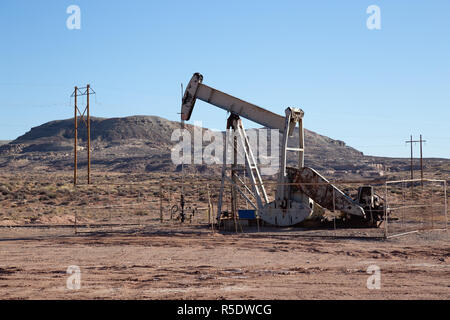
238,210,256,220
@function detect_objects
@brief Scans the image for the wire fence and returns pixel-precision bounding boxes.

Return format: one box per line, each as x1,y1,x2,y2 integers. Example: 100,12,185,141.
384,179,448,239
0,176,447,239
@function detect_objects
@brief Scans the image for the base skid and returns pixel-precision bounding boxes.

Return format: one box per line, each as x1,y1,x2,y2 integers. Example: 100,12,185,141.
259,200,313,227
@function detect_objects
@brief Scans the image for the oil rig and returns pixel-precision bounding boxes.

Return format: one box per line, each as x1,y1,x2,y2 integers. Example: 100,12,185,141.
180,73,385,228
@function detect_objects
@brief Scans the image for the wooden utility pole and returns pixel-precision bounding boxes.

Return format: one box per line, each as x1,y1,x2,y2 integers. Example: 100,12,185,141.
74,86,78,186
419,134,426,186
408,135,414,180
405,135,417,196
87,84,91,184
405,134,426,191
71,85,95,185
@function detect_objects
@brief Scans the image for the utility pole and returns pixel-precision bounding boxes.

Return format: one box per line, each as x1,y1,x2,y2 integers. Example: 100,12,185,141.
74,86,78,186
87,84,91,185
405,135,426,192
405,136,415,180
405,135,417,196
71,85,96,185
419,134,426,186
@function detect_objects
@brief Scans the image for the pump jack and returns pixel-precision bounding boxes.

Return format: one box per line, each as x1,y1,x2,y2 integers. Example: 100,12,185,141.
181,73,383,227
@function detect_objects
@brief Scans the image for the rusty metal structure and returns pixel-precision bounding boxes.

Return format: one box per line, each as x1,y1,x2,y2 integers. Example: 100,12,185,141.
180,73,383,227
71,84,95,185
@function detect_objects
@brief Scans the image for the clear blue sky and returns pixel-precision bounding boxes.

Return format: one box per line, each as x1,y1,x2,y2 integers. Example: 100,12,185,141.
0,0,449,158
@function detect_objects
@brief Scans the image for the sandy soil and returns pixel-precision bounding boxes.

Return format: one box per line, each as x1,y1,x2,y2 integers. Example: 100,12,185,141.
0,171,448,299
0,223,448,300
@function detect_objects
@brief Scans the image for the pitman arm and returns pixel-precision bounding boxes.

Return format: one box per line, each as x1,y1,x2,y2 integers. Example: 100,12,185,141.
181,73,286,132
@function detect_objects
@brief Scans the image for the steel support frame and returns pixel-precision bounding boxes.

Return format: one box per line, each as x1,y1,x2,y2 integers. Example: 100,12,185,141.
276,107,305,204
216,114,268,222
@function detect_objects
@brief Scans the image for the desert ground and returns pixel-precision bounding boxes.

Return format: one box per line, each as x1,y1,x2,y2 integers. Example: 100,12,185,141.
0,171,448,299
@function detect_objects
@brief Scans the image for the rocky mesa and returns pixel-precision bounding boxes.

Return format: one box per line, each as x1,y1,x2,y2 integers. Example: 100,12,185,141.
0,115,448,180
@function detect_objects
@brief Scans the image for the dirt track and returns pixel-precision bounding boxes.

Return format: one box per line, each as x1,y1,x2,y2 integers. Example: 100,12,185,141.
0,223,448,300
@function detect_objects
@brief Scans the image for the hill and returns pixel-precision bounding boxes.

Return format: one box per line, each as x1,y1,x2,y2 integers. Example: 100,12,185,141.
0,115,448,180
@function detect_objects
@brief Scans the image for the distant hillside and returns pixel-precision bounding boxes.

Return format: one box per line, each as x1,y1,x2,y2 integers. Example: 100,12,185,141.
0,141,10,146
0,115,448,180
13,116,181,145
